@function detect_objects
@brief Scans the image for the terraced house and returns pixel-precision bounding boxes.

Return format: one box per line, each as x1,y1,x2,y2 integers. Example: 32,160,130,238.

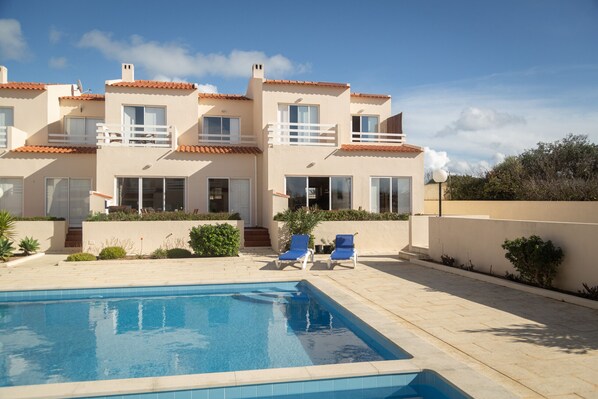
0,63,423,241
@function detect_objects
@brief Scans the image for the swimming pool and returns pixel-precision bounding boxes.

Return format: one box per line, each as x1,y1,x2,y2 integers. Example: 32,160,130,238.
0,281,409,387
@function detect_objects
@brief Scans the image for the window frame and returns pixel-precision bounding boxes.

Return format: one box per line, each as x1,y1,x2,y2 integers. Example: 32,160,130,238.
0,176,24,216
64,116,104,136
122,105,167,126
206,177,252,225
369,176,412,214
352,114,379,133
114,176,187,213
202,116,242,141
0,107,14,127
284,175,353,210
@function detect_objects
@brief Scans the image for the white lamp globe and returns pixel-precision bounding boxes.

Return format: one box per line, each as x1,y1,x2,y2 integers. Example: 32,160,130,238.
432,169,448,183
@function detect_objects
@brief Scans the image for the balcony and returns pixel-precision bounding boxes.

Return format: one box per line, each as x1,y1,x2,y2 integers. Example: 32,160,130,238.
97,124,176,148
351,131,405,144
0,126,6,148
198,133,256,145
267,123,337,147
48,132,96,146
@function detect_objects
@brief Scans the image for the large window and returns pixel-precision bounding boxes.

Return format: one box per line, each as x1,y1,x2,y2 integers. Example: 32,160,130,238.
45,178,91,226
208,178,251,223
352,115,379,141
66,117,103,138
286,176,351,210
203,117,240,142
278,104,319,143
123,106,166,128
116,177,185,212
371,177,411,214
0,108,14,127
0,178,23,216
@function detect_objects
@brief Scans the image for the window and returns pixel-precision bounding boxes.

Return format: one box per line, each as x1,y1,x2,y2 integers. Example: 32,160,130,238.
116,177,185,212
123,106,166,128
352,115,379,141
208,178,229,212
45,178,91,227
278,104,319,143
371,177,411,214
65,117,103,137
0,178,23,216
0,108,14,127
207,178,251,223
203,117,240,142
285,176,352,210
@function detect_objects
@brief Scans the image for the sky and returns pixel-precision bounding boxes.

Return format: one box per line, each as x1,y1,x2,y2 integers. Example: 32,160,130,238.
1,0,597,174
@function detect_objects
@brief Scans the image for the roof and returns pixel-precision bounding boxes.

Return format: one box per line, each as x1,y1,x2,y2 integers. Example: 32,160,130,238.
13,145,97,154
109,80,196,90
199,93,251,101
340,144,423,153
264,79,349,88
351,92,391,99
60,94,105,101
176,145,262,155
0,82,48,90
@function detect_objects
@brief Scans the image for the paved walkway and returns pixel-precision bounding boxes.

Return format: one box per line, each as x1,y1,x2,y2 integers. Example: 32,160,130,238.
1,252,597,399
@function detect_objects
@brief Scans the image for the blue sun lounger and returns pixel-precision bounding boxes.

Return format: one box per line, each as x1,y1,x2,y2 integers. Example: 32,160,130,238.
327,234,357,269
275,234,314,270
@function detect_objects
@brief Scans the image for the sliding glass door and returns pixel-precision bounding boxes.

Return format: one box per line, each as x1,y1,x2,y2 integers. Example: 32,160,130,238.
285,176,352,210
46,178,91,227
208,178,251,225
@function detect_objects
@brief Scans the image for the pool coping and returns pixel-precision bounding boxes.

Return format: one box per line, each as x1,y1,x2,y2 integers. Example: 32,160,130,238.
0,276,519,399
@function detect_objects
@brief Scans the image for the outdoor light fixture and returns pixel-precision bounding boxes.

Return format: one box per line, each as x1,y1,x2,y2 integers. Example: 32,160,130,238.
432,169,448,217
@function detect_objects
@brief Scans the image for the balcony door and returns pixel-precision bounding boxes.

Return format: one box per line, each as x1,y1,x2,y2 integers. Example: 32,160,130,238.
208,178,251,225
46,178,91,227
278,104,318,143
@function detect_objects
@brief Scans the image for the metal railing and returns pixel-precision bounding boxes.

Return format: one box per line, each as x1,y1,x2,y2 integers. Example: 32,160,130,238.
351,131,405,144
198,133,257,145
97,124,175,148
48,132,97,146
0,126,6,148
267,122,337,147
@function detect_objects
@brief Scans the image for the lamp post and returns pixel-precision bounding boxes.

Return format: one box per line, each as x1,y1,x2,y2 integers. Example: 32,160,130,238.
432,169,448,217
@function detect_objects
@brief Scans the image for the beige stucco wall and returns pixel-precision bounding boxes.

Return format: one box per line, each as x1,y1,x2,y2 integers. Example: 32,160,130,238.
428,217,598,292
58,99,106,134
270,220,410,254
13,220,67,252
104,86,199,146
0,153,96,217
424,200,598,223
82,220,244,255
410,215,430,249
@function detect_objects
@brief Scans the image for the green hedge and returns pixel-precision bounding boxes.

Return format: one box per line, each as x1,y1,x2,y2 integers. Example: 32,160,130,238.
86,211,241,222
98,246,127,260
13,216,65,221
66,252,96,262
189,224,240,257
273,209,409,222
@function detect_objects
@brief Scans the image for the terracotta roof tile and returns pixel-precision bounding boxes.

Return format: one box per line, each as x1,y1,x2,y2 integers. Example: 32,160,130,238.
340,144,422,153
60,94,105,101
198,93,252,100
13,145,96,154
264,79,349,88
351,92,391,99
109,80,196,90
177,145,261,155
0,82,47,90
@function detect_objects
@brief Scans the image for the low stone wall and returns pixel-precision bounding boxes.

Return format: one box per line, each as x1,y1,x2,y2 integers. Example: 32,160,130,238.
429,217,598,292
82,220,244,255
270,220,410,254
14,221,67,252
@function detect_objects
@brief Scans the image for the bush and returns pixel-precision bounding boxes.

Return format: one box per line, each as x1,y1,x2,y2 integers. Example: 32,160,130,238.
66,252,96,262
98,246,127,260
13,216,65,221
19,236,40,255
502,235,564,288
578,283,598,301
189,224,240,257
0,238,14,261
273,209,409,222
166,248,193,258
275,207,323,249
87,211,241,222
151,248,168,259
0,210,16,241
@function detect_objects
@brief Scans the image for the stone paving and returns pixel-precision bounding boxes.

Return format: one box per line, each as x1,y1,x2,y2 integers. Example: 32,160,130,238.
1,251,597,399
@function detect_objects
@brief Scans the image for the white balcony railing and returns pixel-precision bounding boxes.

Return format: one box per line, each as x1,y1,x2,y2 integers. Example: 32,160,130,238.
48,133,97,146
0,126,6,148
267,122,337,147
351,131,405,144
198,133,256,145
97,124,176,148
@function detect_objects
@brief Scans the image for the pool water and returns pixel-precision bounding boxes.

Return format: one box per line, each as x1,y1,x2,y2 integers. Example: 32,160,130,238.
0,282,409,387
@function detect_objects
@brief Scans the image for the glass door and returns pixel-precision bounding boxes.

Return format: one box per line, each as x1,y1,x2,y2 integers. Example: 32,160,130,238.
230,179,251,225
69,179,91,227
46,178,91,227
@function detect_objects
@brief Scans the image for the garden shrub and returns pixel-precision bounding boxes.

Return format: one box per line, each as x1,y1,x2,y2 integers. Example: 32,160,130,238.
66,252,96,262
502,235,564,288
578,283,598,301
0,238,14,261
18,236,40,255
0,210,16,241
151,248,168,259
273,209,409,222
98,246,127,260
189,224,240,257
13,216,65,221
87,211,241,222
275,207,322,249
166,248,193,258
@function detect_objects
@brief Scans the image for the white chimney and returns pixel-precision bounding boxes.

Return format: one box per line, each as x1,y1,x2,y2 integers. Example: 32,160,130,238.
122,63,134,82
0,66,7,84
252,64,264,79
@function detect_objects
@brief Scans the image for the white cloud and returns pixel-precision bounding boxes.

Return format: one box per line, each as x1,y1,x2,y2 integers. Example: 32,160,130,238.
0,19,30,61
77,30,308,79
49,56,67,69
49,26,63,44
437,107,525,137
197,84,218,94
424,147,450,170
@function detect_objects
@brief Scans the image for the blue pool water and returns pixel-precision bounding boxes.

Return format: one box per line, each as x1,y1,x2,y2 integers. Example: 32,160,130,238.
0,282,409,387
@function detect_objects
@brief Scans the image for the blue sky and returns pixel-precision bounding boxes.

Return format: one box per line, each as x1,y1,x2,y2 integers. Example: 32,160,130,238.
1,0,597,173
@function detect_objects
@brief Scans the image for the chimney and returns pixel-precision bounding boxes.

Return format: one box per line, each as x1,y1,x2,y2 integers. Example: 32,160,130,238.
0,66,7,84
122,63,134,82
252,64,264,79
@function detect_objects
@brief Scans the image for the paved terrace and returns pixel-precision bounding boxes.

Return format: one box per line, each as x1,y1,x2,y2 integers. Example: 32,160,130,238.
0,252,597,399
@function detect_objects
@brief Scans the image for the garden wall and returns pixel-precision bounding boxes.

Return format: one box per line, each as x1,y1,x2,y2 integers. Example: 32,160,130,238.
269,220,410,254
82,220,244,255
14,221,67,252
424,200,598,223
429,217,598,292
